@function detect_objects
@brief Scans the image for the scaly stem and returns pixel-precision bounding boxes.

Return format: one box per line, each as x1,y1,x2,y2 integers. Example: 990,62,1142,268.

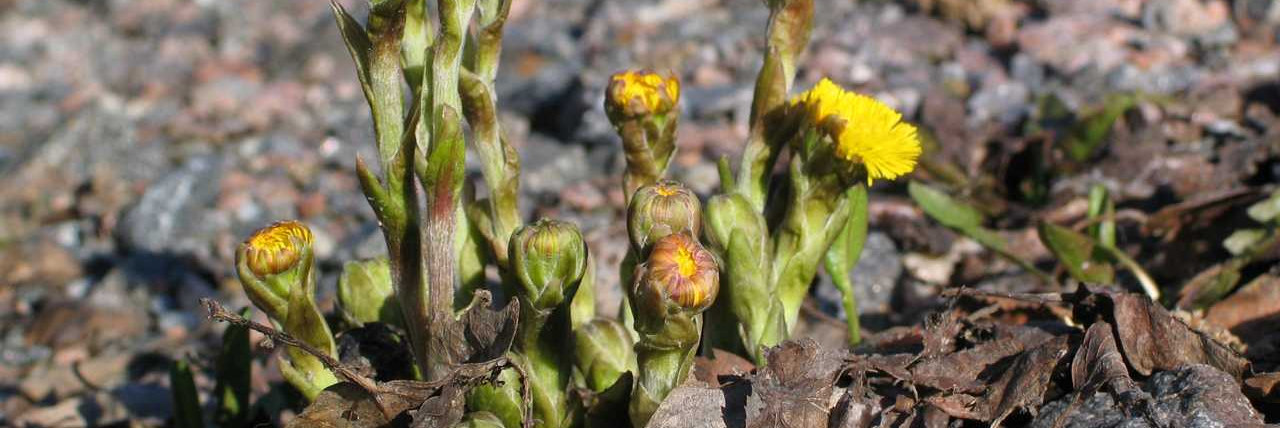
631,315,701,427
515,303,573,428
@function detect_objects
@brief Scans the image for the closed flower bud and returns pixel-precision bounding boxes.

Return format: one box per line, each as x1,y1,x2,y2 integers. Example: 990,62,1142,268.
628,180,702,255
635,233,719,316
509,219,588,311
605,70,680,120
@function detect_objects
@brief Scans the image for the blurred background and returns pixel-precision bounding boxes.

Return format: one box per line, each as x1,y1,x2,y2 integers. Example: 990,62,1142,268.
2,0,1278,425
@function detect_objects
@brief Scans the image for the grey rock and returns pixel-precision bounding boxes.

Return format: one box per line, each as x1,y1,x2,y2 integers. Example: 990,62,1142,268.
1033,364,1262,427
968,81,1031,127
116,155,225,257
519,134,593,196
1106,64,1202,95
1144,364,1262,426
1031,392,1149,428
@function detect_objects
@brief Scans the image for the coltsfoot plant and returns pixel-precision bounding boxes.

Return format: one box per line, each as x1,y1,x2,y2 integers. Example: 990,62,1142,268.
215,0,921,426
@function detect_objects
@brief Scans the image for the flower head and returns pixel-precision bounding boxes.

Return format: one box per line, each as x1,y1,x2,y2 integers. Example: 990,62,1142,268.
791,78,921,184
639,233,719,311
509,218,588,310
242,220,313,278
606,70,680,119
628,180,702,254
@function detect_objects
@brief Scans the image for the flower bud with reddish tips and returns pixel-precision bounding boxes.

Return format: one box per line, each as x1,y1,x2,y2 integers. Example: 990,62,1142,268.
605,70,680,120
241,220,313,278
636,232,720,315
628,180,702,255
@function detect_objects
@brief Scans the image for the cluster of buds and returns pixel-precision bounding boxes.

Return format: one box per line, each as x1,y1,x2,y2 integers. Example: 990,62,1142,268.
234,221,338,400
221,0,918,425
619,181,721,426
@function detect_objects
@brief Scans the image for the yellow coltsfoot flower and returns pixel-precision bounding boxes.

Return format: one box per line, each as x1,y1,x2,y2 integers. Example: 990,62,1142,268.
791,78,921,184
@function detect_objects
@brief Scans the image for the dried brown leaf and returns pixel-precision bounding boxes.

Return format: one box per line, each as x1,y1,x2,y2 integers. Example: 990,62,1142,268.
748,339,844,428
693,349,756,387
1070,322,1130,396
1088,286,1250,379
920,311,963,359
986,335,1071,425
1244,372,1280,403
460,290,519,363
1205,273,1280,343
289,382,398,428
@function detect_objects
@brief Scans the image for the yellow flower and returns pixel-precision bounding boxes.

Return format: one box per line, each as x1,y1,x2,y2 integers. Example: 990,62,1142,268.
242,220,314,277
606,70,680,117
791,78,921,184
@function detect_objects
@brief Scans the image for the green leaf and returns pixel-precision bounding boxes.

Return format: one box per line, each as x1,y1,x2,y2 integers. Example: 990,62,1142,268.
1087,184,1116,248
907,181,984,230
213,308,252,427
1063,94,1134,162
1224,229,1268,256
465,368,525,428
824,186,868,346
1247,189,1280,224
1038,222,1114,284
337,258,403,328
170,359,204,428
454,411,507,428
909,180,1055,285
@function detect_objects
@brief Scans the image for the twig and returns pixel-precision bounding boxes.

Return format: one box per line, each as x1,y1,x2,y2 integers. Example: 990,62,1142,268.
509,358,534,428
201,298,389,416
940,288,1065,304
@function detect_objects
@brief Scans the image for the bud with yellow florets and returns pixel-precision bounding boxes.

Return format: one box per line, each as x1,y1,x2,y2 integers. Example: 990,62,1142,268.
605,70,680,121
234,221,338,401
633,233,720,317
604,70,683,201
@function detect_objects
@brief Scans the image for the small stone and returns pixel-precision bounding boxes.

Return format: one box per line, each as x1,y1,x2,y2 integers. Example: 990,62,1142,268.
116,155,226,256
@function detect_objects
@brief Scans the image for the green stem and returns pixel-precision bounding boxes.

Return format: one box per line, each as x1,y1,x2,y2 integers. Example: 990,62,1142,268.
825,185,868,347
631,315,701,427
516,302,573,427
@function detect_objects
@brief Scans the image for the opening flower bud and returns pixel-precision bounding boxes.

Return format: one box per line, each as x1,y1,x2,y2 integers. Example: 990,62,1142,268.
605,70,680,120
509,219,588,310
242,220,313,279
628,180,702,255
636,233,719,314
